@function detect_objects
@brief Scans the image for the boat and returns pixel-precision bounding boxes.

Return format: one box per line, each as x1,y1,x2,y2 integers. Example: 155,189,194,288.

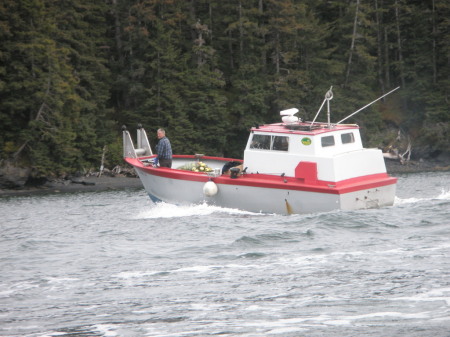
123,86,399,215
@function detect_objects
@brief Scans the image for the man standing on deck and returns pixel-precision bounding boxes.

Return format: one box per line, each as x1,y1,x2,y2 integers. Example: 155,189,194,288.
154,128,172,168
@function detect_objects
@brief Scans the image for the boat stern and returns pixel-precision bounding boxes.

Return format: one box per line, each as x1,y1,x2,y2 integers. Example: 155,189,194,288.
122,125,153,159
338,178,397,210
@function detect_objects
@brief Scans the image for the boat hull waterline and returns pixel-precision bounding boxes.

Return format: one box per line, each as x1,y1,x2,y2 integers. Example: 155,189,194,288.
126,156,396,215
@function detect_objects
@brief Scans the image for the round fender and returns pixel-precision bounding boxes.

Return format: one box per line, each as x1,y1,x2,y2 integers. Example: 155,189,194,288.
203,181,218,197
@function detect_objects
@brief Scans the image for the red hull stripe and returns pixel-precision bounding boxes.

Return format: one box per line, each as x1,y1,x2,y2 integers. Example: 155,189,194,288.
126,158,397,195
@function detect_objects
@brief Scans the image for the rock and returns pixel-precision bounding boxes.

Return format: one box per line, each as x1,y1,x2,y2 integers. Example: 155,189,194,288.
0,160,31,189
70,178,96,186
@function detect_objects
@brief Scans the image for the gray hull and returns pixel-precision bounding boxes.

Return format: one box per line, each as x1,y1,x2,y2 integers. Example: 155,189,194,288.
136,168,396,215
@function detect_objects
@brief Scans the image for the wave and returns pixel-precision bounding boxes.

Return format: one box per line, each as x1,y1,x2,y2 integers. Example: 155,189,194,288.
394,196,424,205
114,262,261,281
392,286,450,306
394,188,450,205
241,310,432,330
436,188,450,200
128,177,450,218
133,201,260,219
132,187,450,218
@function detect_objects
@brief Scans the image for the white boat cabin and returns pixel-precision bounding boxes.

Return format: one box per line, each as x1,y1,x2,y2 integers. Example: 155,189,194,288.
243,120,387,183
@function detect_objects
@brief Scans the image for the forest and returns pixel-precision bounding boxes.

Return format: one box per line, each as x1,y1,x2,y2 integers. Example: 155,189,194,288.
1,0,449,180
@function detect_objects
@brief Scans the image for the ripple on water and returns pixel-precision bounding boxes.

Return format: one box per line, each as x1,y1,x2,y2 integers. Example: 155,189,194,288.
0,172,449,337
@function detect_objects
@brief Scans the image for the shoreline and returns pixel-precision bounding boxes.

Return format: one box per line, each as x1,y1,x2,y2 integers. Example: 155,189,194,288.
384,158,450,174
1,160,449,198
0,175,144,198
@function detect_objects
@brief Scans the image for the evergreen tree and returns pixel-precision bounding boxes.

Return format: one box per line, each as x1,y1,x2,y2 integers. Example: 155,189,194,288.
51,0,112,168
121,1,195,154
0,0,77,173
213,1,272,157
1,0,449,179
0,0,112,175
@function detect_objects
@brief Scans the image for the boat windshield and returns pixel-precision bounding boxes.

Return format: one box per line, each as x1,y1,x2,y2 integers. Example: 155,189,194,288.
250,134,289,151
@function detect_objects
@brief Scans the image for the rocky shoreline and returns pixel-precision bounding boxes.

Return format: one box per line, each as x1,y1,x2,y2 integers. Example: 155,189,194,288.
0,175,144,197
384,158,450,174
0,159,449,198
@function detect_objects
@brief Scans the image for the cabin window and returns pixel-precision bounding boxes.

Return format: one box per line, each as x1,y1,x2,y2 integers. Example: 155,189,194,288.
321,135,335,147
272,136,289,151
250,134,271,150
250,134,289,151
341,132,355,144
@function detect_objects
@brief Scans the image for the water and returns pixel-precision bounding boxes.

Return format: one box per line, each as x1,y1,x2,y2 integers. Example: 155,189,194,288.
1,171,449,337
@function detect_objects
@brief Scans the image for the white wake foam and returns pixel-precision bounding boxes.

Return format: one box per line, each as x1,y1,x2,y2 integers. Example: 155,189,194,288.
134,201,257,219
436,188,450,200
394,196,423,205
394,188,450,205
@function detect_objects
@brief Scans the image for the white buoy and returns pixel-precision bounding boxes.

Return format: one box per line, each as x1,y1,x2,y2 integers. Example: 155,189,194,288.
203,181,218,197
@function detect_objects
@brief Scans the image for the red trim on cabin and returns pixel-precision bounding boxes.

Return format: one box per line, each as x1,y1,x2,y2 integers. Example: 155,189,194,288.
295,161,317,184
125,157,397,195
251,123,360,136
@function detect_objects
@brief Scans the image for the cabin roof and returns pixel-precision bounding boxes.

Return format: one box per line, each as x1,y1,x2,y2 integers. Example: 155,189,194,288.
250,122,360,136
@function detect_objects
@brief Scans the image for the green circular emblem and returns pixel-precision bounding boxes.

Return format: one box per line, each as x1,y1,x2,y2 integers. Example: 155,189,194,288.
301,137,312,146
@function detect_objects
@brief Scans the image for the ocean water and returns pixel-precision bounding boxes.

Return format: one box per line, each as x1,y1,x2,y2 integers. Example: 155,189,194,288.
0,171,449,337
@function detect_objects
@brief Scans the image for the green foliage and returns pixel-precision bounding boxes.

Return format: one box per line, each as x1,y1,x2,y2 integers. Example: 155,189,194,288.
0,0,111,175
1,0,448,178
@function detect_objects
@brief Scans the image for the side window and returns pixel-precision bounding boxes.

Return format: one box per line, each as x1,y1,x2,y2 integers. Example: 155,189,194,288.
250,134,289,151
250,134,271,150
341,132,355,144
272,136,289,151
321,135,335,147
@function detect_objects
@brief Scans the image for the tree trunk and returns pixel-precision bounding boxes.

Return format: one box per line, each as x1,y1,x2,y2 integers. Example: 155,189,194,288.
13,77,52,161
345,0,360,86
275,31,280,75
394,0,407,112
394,0,406,90
112,0,123,65
375,0,386,94
259,0,266,70
209,2,213,42
384,26,391,88
228,30,234,70
156,51,161,117
98,145,107,177
239,0,243,56
431,0,437,84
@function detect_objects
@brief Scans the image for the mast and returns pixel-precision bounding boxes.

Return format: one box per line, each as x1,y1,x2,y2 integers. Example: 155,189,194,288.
311,86,333,128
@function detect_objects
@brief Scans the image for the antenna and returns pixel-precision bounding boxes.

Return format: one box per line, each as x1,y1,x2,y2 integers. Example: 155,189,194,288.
310,86,333,128
325,87,333,127
336,87,400,125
